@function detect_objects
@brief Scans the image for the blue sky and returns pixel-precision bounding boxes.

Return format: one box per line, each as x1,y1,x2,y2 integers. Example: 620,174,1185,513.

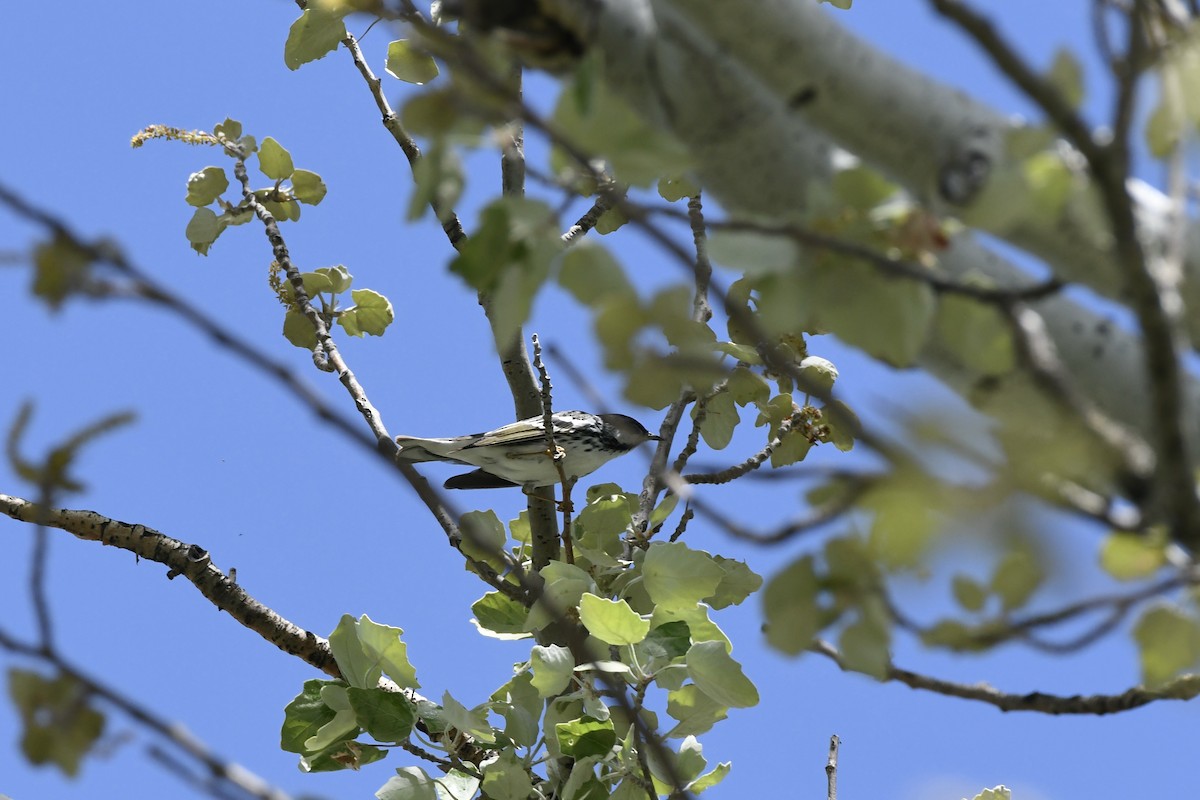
3,2,1197,799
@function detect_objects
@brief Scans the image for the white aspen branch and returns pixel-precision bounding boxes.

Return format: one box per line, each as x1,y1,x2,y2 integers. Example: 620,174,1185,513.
545,1,1200,340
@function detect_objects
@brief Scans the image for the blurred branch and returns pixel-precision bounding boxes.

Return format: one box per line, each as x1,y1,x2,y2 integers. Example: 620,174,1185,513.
930,0,1200,547
809,638,1200,713
0,626,292,800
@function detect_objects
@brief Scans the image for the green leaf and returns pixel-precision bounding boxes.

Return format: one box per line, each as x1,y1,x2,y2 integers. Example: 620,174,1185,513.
685,641,759,708
558,243,636,306
338,288,395,337
284,7,347,70
650,604,730,652
185,207,222,255
762,556,820,655
385,39,439,84
281,680,339,754
863,475,938,570
689,760,731,793
185,166,229,207
481,750,533,800
594,205,628,234
642,542,726,611
665,684,728,738
990,547,1042,611
450,198,558,347
283,308,318,349
695,391,738,450
797,356,839,395
1047,48,1084,109
304,684,358,751
969,788,1012,800
347,687,416,742
526,560,595,631
801,260,935,367
531,644,574,697
8,669,105,777
579,593,650,645
951,574,988,613
291,169,328,205
328,614,420,690
213,118,242,140
433,770,482,800
831,165,896,210
838,613,891,680
376,767,439,800
705,557,762,610
934,294,1016,377
259,137,295,180
708,229,798,276
316,265,352,293
556,717,616,759
1022,151,1075,220
657,175,700,202
471,591,531,639
491,673,541,747
408,142,464,222
553,76,690,186
1100,530,1168,581
32,235,93,308
1133,605,1200,687
440,691,495,743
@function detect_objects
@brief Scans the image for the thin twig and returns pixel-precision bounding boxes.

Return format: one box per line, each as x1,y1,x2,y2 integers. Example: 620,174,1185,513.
809,638,1200,713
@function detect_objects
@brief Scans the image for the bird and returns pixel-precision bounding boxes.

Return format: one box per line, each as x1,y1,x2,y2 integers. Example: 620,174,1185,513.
394,410,660,490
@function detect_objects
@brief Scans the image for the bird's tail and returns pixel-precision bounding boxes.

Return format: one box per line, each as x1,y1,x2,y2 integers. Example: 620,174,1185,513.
394,435,464,463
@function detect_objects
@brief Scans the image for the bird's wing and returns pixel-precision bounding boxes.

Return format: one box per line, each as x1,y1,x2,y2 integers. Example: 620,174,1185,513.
462,417,549,450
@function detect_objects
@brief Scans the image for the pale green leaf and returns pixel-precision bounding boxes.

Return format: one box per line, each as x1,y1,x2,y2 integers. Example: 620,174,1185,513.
338,288,394,337
685,641,759,708
283,308,317,349
707,229,798,276
642,542,725,611
838,614,891,680
531,644,575,697
376,767,438,800
471,592,531,639
763,555,820,655
440,691,495,743
291,169,327,205
990,547,1042,611
1133,604,1200,686
1047,48,1084,109
386,39,439,84
951,574,988,613
1100,530,1168,581
185,207,222,255
665,684,727,738
284,7,347,70
934,294,1016,377
185,166,228,207
695,391,738,450
558,243,636,306
579,593,650,645
259,136,295,180
657,175,700,202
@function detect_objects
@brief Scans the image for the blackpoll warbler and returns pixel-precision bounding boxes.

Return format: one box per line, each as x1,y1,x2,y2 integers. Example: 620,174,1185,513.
395,410,660,490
